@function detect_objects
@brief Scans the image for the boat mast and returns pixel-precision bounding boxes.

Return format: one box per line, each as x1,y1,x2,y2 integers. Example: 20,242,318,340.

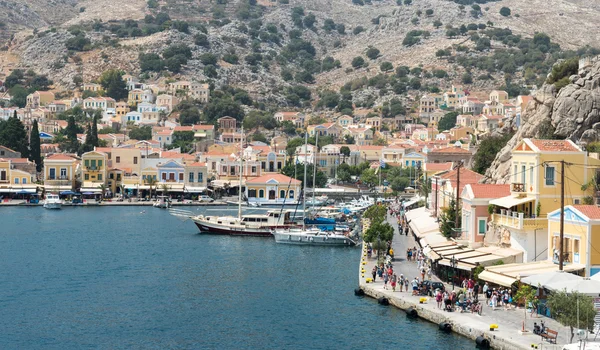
238,126,244,221
302,131,308,229
312,131,318,207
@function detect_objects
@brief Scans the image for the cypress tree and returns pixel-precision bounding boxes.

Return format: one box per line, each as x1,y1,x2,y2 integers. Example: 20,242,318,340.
65,116,79,153
0,111,30,158
29,120,42,172
91,114,99,147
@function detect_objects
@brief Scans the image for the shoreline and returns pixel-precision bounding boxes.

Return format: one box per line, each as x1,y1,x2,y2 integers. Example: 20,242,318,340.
357,242,563,350
0,201,228,207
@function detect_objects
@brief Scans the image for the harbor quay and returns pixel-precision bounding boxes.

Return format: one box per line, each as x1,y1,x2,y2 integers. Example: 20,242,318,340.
357,214,571,350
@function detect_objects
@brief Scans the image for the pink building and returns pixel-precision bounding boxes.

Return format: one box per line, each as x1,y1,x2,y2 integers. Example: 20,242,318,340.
460,184,510,247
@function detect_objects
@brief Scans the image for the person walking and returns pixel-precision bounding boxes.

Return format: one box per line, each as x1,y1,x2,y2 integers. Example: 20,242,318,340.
491,291,498,310
435,289,443,309
371,266,377,282
427,267,433,281
411,277,419,296
383,270,389,289
404,277,409,292
391,273,397,292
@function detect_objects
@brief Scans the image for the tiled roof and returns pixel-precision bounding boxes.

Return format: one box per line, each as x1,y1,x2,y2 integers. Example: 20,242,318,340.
174,126,194,132
442,168,484,193
424,162,453,172
45,154,75,161
530,139,579,152
469,184,510,199
187,162,207,167
194,125,214,130
429,146,471,154
573,205,600,219
246,174,301,184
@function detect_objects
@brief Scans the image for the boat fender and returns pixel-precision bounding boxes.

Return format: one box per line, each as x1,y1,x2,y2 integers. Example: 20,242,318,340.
354,288,365,296
405,307,418,318
439,322,452,332
378,297,389,306
475,336,490,349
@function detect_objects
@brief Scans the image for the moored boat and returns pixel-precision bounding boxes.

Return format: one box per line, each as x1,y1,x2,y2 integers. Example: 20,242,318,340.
43,193,63,209
272,228,357,246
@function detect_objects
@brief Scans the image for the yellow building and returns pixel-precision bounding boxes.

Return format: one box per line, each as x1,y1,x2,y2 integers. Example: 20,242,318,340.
489,139,600,262
0,159,37,194
547,205,600,277
245,174,301,206
43,154,78,191
81,151,108,193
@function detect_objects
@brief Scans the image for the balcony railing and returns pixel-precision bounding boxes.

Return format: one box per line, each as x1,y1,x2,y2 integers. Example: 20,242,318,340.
511,183,526,192
491,209,547,230
47,176,70,181
86,166,98,171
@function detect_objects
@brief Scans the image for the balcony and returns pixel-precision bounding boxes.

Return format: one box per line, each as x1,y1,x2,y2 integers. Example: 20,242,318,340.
511,183,526,193
47,176,70,181
86,166,98,171
491,209,547,230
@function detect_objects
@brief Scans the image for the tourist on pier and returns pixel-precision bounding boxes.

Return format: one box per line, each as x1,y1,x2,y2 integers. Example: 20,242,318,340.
411,277,419,295
391,273,397,292
467,278,474,298
399,274,404,292
407,249,412,261
491,290,498,310
426,267,432,281
383,270,389,289
420,267,426,282
473,282,480,301
435,289,443,309
371,266,377,282
377,266,383,279
483,282,490,302
404,277,409,292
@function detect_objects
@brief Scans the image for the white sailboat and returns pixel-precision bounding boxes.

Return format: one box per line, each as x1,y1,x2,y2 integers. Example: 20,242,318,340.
190,127,297,236
273,132,357,246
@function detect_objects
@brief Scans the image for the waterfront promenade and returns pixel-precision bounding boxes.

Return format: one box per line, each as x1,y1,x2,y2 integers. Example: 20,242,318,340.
358,213,573,350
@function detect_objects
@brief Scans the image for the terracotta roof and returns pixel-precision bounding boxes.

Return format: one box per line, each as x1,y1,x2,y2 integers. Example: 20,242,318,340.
469,184,510,199
193,125,214,130
246,174,301,184
3,157,30,163
442,168,484,193
429,146,471,154
45,154,75,161
530,139,579,152
187,162,207,167
0,145,18,153
94,147,112,153
174,126,194,132
573,205,600,220
424,162,453,172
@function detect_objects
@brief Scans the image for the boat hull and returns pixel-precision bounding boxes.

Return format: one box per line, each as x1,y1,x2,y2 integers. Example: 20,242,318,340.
273,232,356,246
193,220,274,237
43,203,62,209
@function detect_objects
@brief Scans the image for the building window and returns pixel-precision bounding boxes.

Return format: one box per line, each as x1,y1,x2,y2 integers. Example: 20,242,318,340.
277,162,282,170
0,170,6,181
189,172,194,182
261,162,266,170
116,156,121,163
98,174,103,181
22,178,27,184
14,178,19,184
545,166,555,186
198,173,203,183
289,190,294,199
280,190,286,198
478,219,486,235
84,159,90,167
513,164,518,183
521,165,526,186
251,166,257,174
134,157,138,165
179,173,184,181
60,168,67,179
248,189,257,198
529,165,534,189
222,166,227,174
91,160,97,168
85,174,89,180
98,160,102,167
259,189,264,198
110,173,114,179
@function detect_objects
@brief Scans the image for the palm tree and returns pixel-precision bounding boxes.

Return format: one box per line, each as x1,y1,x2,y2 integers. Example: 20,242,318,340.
161,183,169,196
99,184,106,199
145,176,158,199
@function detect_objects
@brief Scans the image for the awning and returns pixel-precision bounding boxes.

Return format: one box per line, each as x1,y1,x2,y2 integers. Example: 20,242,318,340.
489,195,535,209
420,233,448,247
11,188,37,194
80,188,102,193
438,258,476,271
185,186,206,193
42,185,73,190
461,254,506,266
478,270,517,287
123,184,150,190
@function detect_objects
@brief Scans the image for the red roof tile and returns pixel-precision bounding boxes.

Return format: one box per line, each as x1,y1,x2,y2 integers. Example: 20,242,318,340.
530,139,580,152
246,174,301,184
425,162,453,172
469,184,511,199
573,205,600,219
429,146,471,154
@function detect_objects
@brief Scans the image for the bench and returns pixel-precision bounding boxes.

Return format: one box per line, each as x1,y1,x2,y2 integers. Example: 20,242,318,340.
541,329,558,343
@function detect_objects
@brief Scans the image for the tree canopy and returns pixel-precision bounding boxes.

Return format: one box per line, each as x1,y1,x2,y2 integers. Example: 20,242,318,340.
547,291,596,343
98,69,128,101
437,111,459,131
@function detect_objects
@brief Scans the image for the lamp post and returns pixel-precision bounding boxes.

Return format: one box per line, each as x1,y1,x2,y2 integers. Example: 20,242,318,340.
450,255,458,290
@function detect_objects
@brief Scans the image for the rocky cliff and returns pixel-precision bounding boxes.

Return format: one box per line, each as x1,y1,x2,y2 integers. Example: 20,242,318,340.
485,57,600,183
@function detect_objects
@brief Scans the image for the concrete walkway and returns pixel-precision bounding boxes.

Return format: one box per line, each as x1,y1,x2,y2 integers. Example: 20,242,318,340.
358,213,575,349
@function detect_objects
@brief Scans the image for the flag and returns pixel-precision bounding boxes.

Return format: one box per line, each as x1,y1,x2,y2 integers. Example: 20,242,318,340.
380,160,386,168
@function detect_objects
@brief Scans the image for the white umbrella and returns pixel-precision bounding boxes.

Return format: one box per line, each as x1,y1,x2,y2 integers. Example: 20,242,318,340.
521,270,582,288
546,277,600,296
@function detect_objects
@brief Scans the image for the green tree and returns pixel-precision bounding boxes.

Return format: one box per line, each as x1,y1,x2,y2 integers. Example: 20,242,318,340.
499,7,511,17
364,204,387,222
547,291,596,343
0,112,29,158
98,69,128,101
29,119,42,172
360,168,378,187
364,220,394,242
473,134,512,174
437,111,459,131
280,162,327,188
340,146,351,162
203,97,245,122
9,85,28,108
352,56,365,69
128,125,152,140
344,134,355,144
380,61,394,72
366,47,380,60
440,198,458,238
171,131,196,152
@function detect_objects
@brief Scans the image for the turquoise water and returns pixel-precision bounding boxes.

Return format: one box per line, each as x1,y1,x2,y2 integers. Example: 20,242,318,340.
0,206,474,349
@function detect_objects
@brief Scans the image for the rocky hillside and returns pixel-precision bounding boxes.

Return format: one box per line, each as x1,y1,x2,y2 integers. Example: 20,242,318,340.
485,56,600,183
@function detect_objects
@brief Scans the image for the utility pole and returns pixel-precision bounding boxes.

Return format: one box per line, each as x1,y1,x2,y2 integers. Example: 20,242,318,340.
434,176,439,219
455,161,462,232
559,160,565,271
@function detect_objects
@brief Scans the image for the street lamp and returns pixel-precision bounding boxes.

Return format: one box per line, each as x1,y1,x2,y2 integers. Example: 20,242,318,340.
450,255,458,290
